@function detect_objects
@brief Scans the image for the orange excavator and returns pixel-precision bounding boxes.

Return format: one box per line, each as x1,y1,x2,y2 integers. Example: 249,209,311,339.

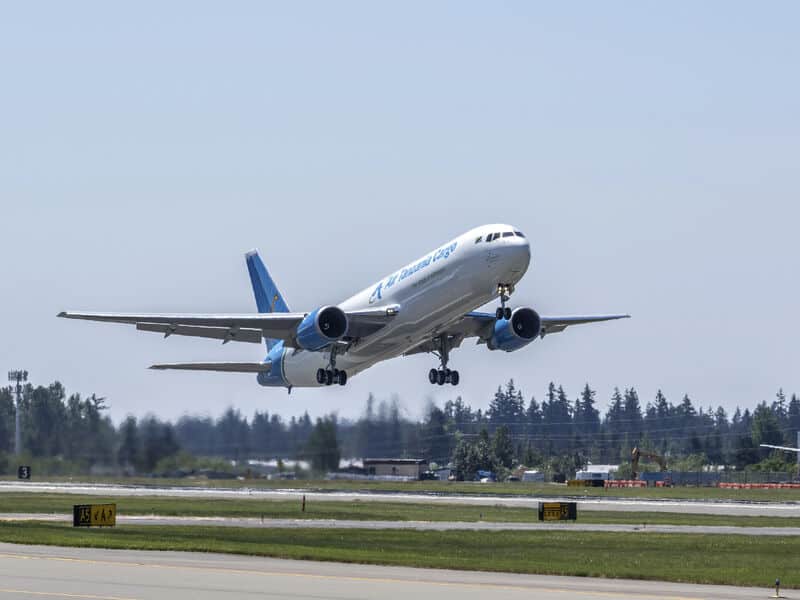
631,446,668,480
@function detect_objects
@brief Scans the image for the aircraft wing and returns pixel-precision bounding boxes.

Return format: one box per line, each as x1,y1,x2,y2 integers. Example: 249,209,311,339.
760,444,800,453
150,362,272,372
538,314,631,335
58,306,398,347
404,311,629,355
453,311,630,338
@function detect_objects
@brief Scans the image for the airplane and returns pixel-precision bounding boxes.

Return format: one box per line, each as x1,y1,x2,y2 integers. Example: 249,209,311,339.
59,224,629,391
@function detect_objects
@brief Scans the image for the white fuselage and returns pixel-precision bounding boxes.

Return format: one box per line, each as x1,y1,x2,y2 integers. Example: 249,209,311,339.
280,224,531,387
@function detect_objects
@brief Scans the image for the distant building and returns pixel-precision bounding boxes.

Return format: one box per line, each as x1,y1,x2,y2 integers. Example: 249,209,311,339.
576,464,619,481
431,467,452,481
363,458,429,479
521,470,545,482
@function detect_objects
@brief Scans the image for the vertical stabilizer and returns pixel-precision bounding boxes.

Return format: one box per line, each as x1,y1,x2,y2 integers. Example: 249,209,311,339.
245,250,290,350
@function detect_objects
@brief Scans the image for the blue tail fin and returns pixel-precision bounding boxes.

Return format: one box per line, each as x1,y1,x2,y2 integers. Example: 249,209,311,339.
245,250,290,350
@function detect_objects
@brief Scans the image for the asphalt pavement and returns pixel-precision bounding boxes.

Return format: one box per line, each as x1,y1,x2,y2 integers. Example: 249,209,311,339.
0,542,783,600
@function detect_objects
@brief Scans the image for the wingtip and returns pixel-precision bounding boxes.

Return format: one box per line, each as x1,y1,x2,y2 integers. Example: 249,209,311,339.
57,311,67,318
245,249,259,258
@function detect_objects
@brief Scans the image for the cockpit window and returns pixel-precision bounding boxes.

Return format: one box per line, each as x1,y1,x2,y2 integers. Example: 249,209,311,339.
514,231,525,237
474,236,482,244
502,232,514,238
492,232,501,241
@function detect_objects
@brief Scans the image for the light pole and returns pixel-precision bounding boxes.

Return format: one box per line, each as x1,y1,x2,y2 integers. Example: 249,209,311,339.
7,370,27,455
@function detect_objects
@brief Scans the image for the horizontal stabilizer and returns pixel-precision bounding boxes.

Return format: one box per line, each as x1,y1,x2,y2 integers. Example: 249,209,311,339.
149,362,272,373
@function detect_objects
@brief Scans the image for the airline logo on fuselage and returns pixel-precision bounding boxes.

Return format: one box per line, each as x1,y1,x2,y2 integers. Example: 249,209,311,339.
369,242,458,304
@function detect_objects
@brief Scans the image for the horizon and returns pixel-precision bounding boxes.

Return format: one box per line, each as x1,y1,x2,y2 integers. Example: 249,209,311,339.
4,375,794,426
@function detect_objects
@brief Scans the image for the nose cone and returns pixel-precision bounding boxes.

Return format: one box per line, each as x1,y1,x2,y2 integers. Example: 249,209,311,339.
502,233,531,282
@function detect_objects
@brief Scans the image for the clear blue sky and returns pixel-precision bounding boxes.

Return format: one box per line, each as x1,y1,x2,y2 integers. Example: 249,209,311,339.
1,2,798,423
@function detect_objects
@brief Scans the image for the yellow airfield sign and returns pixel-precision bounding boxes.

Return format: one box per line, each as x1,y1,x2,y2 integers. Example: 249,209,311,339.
538,501,577,521
73,503,116,527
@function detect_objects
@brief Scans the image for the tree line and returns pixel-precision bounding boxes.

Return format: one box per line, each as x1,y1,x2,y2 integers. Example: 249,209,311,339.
0,379,797,476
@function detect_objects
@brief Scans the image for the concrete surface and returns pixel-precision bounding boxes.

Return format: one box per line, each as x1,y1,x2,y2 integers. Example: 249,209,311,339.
0,542,784,600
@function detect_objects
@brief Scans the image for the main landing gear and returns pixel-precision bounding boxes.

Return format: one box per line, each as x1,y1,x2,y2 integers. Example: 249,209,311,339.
428,367,459,386
317,368,347,386
316,347,347,386
427,336,460,386
495,283,514,320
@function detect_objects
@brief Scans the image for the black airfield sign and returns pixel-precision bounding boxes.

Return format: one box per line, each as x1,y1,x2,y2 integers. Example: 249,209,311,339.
73,503,116,527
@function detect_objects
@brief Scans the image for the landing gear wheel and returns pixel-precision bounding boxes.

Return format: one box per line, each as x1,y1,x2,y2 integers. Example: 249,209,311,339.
325,369,334,386
338,370,347,386
437,369,446,386
316,368,326,385
496,283,514,321
428,368,438,384
450,370,460,386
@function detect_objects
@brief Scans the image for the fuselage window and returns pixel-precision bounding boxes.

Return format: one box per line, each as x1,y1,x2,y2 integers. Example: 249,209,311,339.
514,231,525,238
475,236,482,244
502,232,514,238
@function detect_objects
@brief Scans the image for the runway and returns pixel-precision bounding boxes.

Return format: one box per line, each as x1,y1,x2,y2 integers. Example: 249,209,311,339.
0,542,778,600
3,512,800,536
2,481,800,517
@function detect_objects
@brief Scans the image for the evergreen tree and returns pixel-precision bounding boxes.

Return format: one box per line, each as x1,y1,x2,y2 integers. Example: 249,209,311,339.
773,389,788,426
576,384,600,435
491,425,515,469
788,394,800,439
623,387,643,440
420,405,450,462
117,416,139,470
306,416,341,472
525,396,542,438
752,402,784,447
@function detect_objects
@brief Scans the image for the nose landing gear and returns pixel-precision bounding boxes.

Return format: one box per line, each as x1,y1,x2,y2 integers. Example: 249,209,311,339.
316,346,347,386
495,283,514,320
427,336,460,386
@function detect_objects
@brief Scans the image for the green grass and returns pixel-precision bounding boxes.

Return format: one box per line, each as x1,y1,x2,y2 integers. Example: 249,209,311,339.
0,521,795,588
2,493,800,528
4,475,800,502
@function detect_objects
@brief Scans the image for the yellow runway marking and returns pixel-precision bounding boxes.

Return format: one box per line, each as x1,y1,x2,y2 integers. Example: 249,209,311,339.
0,589,137,600
0,551,698,600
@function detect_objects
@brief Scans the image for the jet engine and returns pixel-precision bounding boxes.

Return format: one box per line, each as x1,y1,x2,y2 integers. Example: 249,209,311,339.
295,306,349,351
488,307,541,352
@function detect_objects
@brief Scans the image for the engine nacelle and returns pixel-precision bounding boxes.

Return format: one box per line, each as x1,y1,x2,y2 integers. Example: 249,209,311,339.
488,307,541,352
295,306,348,351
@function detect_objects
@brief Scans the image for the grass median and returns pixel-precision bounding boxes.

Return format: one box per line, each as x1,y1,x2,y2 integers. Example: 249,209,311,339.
0,520,794,588
2,493,800,528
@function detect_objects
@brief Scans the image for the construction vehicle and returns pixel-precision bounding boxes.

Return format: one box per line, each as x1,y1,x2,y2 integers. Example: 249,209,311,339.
631,447,668,480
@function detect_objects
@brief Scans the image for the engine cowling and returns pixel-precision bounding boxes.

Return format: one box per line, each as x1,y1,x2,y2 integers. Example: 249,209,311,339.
488,307,541,352
295,306,348,351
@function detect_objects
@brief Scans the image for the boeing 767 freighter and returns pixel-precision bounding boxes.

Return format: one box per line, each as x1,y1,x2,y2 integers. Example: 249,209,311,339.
59,224,628,390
